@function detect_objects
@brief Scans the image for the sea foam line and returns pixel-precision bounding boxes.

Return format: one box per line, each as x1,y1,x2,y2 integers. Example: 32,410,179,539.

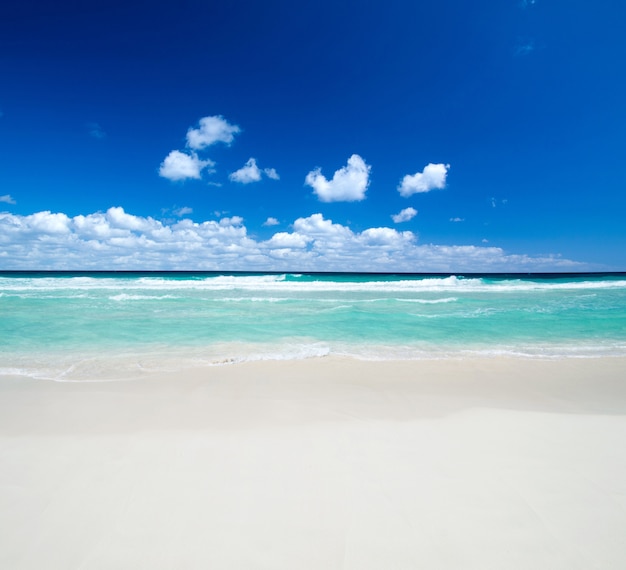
3,338,626,382
2,275,626,294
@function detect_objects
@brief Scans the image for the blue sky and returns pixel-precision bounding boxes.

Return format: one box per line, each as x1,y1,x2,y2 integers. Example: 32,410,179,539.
1,0,625,271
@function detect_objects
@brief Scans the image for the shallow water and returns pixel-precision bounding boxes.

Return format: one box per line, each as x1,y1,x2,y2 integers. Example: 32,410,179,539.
1,272,625,380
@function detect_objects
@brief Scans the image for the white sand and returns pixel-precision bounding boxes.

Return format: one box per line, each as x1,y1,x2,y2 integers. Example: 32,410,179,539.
1,357,626,569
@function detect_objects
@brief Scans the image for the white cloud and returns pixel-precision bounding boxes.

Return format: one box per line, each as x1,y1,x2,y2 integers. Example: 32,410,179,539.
0,207,587,272
450,217,464,222
359,227,414,247
161,116,277,186
173,206,193,217
72,212,126,240
230,158,262,183
229,158,280,184
398,163,449,197
392,207,417,223
0,194,16,204
159,151,215,181
305,154,371,202
263,217,280,226
219,216,244,227
293,213,353,239
186,115,241,150
25,211,71,234
265,232,311,249
107,206,155,232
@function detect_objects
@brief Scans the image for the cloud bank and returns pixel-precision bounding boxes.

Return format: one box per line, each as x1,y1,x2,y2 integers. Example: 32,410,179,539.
0,207,584,272
305,154,371,202
398,163,449,197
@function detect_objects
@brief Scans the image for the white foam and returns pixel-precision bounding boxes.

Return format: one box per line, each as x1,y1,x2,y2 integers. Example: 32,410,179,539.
109,294,177,301
216,343,332,365
2,275,625,296
3,337,625,382
396,297,458,304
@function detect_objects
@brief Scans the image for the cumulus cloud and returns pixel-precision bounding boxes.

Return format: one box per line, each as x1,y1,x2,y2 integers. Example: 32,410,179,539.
292,213,353,240
159,115,279,187
450,217,464,222
173,206,193,217
219,215,244,226
263,217,280,226
1,194,16,204
0,207,586,272
230,158,262,184
159,151,215,181
264,167,280,180
106,206,156,232
186,115,241,150
229,158,280,184
359,227,414,247
265,232,311,249
392,207,417,223
305,154,371,202
398,163,449,197
23,211,71,234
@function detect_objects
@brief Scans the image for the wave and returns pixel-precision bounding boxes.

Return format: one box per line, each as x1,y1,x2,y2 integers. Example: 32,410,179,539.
109,294,178,301
2,274,625,295
396,297,458,304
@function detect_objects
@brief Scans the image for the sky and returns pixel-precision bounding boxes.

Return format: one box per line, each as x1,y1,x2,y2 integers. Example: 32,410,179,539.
1,0,625,271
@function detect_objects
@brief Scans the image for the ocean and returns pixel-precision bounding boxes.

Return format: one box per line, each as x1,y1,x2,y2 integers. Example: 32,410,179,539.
1,272,626,381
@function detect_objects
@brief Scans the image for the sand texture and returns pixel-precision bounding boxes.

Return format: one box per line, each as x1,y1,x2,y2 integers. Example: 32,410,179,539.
2,357,626,569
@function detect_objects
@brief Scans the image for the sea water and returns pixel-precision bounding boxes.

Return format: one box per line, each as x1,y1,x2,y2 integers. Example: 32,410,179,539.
1,272,626,380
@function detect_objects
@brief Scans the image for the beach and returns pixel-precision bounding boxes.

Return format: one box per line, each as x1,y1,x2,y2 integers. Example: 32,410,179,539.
2,356,626,569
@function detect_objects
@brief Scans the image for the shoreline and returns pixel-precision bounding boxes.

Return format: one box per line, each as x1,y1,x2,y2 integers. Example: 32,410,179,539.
3,347,626,383
3,356,626,425
2,356,626,568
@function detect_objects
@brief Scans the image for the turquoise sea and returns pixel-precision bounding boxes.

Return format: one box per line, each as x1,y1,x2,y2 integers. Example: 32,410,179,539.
1,272,626,380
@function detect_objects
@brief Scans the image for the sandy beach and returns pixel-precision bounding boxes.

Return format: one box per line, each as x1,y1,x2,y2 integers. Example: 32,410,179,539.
2,356,626,569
